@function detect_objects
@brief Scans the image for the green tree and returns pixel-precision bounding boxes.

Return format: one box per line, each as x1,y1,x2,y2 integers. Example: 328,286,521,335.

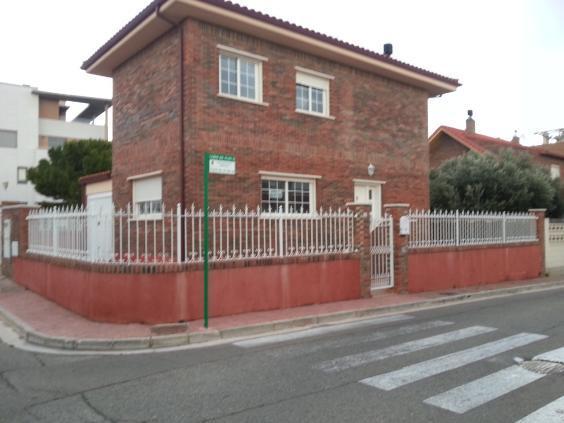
430,151,563,217
28,139,111,205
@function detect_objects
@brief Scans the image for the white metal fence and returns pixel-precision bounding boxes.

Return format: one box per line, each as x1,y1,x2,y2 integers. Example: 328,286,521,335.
408,210,538,249
27,204,355,264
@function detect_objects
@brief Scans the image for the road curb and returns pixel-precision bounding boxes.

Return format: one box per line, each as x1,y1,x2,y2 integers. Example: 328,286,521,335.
1,280,563,352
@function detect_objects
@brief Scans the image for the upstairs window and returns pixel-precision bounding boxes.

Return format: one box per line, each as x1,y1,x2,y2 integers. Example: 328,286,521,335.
0,129,17,148
295,68,333,118
218,46,265,104
47,137,66,149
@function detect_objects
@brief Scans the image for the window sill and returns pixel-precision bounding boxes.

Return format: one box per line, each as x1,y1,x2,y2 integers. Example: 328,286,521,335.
128,214,164,221
295,109,335,120
217,93,269,107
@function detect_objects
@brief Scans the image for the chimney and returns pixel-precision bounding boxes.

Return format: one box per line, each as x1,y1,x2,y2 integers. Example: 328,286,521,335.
383,43,393,57
511,130,520,144
465,110,475,134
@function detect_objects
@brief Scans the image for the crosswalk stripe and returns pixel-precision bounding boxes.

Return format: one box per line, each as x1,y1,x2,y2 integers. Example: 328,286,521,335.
515,396,564,422
315,326,496,373
423,365,545,414
269,320,454,358
360,333,548,391
533,346,564,364
233,314,414,348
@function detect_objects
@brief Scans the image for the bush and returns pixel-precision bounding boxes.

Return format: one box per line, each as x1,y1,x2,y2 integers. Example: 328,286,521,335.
430,151,563,217
27,139,111,205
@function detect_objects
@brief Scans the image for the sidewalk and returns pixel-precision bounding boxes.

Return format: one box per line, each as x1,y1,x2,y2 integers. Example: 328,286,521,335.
0,274,563,352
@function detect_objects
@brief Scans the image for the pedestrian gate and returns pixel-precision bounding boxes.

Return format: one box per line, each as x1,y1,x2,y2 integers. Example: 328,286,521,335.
370,215,394,290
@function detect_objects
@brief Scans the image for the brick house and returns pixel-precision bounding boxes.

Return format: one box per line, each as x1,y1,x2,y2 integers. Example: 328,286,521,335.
82,0,459,220
430,111,564,180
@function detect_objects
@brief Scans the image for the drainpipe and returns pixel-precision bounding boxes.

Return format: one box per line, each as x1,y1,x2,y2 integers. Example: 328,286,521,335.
103,105,109,141
156,5,187,258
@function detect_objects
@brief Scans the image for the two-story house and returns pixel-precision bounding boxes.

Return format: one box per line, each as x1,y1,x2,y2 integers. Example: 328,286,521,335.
82,0,459,220
0,81,111,206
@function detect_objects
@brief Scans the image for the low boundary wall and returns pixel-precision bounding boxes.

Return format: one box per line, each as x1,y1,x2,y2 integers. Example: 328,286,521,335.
11,256,360,324
407,243,542,293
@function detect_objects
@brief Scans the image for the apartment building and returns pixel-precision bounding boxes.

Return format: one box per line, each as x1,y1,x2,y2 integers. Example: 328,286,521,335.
0,82,111,206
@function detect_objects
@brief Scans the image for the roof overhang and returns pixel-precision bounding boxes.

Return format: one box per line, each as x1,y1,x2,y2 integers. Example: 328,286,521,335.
79,170,112,186
33,90,112,121
83,0,459,96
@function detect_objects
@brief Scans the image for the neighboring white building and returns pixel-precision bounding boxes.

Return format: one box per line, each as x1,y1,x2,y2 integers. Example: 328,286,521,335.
0,81,111,206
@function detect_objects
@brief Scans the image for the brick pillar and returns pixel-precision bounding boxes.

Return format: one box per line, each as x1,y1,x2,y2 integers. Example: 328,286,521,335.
351,204,372,298
1,205,37,277
383,203,410,293
529,208,547,276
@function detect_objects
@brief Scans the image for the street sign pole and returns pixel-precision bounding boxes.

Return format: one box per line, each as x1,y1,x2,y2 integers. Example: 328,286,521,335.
202,152,235,329
203,152,210,328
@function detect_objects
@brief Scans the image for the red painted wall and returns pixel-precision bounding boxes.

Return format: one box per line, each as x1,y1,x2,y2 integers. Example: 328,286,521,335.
407,244,542,293
12,257,360,324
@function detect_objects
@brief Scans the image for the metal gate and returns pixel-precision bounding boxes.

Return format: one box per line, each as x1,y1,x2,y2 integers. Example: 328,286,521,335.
87,193,114,262
370,215,394,290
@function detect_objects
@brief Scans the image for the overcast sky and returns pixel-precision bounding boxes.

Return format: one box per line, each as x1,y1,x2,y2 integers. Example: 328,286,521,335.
1,0,562,144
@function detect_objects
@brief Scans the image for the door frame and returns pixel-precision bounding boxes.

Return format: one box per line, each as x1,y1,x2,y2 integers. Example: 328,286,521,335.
353,179,385,220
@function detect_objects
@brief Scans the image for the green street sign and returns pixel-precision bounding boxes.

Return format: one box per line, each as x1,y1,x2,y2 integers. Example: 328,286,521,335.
208,154,236,175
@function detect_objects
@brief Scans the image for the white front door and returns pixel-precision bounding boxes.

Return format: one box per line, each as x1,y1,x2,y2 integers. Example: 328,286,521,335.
87,193,114,262
354,181,382,222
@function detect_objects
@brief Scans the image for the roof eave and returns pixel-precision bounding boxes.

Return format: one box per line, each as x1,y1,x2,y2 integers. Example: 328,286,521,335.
83,0,459,96
429,127,483,154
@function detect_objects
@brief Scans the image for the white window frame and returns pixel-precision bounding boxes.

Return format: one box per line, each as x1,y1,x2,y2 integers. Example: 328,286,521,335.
217,45,266,105
259,172,318,216
295,67,334,119
17,167,28,184
550,164,560,180
131,175,163,220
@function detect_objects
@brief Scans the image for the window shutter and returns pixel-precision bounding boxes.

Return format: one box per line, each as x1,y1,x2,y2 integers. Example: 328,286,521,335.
133,176,162,203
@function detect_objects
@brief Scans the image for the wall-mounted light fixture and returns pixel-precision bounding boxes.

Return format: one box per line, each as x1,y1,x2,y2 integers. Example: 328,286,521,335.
367,163,375,176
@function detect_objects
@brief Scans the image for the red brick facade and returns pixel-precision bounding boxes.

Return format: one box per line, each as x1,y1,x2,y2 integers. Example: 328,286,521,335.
112,18,431,212
0,206,36,277
112,29,182,210
429,133,470,169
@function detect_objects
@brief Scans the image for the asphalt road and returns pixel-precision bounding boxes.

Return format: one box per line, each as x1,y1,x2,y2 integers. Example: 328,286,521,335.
1,288,563,423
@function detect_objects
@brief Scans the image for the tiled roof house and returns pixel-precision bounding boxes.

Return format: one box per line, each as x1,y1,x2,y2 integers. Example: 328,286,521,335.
83,0,459,218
